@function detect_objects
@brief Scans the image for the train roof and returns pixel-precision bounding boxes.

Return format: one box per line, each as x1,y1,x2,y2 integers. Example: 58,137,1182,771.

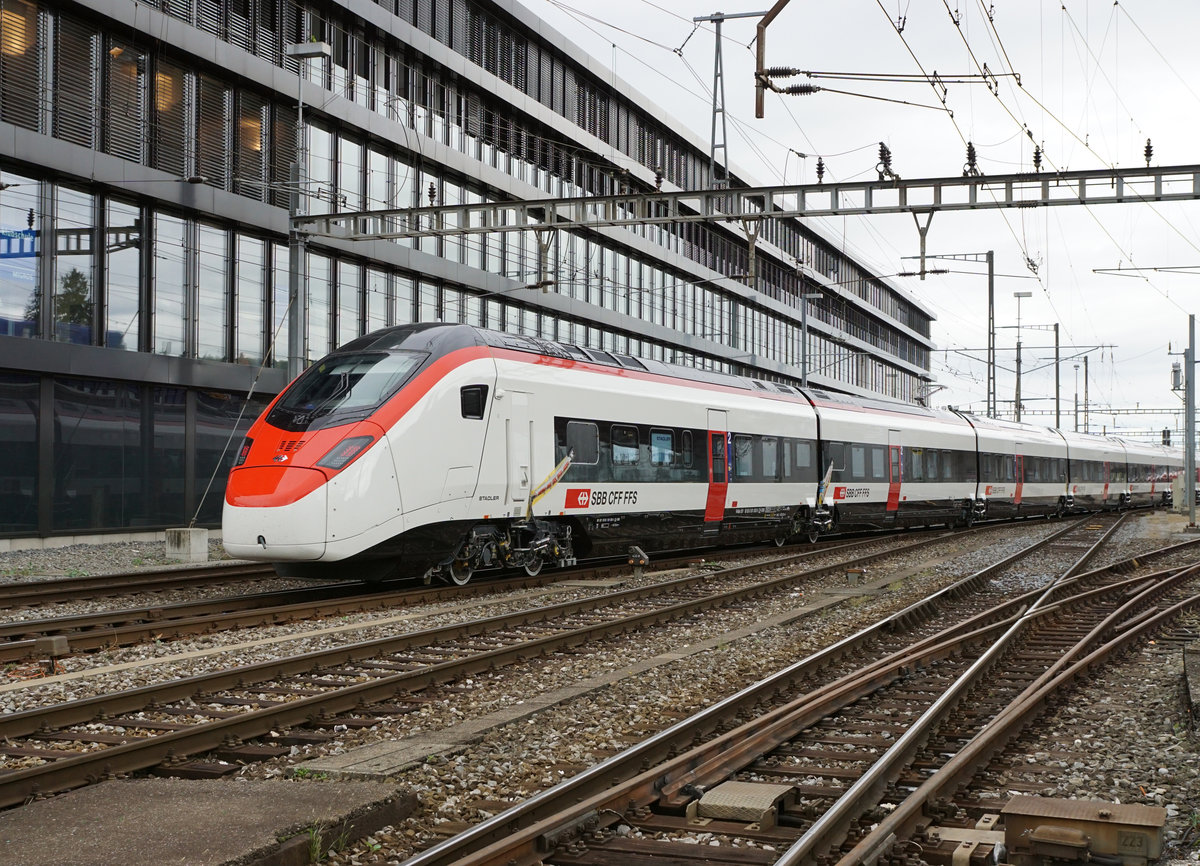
350,323,815,400
335,324,953,416
952,411,1056,435
802,387,965,424
477,327,815,398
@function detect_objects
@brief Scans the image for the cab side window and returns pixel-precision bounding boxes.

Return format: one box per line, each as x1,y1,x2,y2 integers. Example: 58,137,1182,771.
460,385,489,419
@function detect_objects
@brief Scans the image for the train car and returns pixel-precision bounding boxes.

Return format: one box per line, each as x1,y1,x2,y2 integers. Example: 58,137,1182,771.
1115,438,1179,508
223,322,1182,583
1057,429,1128,511
803,389,979,530
956,413,1069,520
223,323,825,583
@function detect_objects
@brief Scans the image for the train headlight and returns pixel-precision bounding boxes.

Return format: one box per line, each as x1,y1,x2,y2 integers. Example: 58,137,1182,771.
315,435,375,471
235,437,253,466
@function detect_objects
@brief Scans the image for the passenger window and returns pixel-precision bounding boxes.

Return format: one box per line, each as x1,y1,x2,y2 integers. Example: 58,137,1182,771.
762,437,779,480
611,424,639,465
910,448,925,481
733,435,753,478
682,430,694,468
460,385,489,419
941,450,953,480
850,445,866,479
827,442,845,472
565,421,599,465
650,428,675,466
926,449,939,480
871,446,886,480
795,440,813,470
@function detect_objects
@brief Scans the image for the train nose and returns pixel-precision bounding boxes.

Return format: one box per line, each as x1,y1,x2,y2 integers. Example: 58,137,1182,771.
222,467,328,560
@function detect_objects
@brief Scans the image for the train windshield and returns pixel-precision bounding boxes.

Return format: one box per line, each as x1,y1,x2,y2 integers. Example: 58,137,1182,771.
268,351,426,432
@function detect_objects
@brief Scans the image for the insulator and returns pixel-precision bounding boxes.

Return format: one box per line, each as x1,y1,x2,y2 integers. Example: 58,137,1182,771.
1032,145,1042,172
964,141,979,177
816,157,825,184
878,142,892,170
1144,137,1153,167
764,66,800,78
427,181,437,205
653,166,663,191
784,84,819,95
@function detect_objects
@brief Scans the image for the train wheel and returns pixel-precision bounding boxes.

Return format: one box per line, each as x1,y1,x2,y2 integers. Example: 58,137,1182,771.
449,560,474,586
805,527,820,544
524,556,543,577
774,533,788,547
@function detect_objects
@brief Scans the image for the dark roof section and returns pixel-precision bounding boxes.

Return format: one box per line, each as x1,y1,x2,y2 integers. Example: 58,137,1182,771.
806,387,961,422
475,326,785,396
334,323,487,355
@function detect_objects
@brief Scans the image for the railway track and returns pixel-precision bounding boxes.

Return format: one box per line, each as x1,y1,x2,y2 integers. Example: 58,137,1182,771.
0,562,278,606
396,514,1200,865
0,527,976,664
0,524,1025,809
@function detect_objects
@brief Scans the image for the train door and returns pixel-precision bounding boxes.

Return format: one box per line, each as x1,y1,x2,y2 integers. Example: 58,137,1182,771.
506,391,532,508
1014,452,1024,506
704,409,728,533
886,430,902,515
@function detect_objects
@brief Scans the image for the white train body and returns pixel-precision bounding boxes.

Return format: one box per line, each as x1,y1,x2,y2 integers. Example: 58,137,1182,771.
221,324,1181,582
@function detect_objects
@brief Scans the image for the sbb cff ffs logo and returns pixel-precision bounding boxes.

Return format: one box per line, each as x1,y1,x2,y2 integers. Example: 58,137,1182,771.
564,489,639,508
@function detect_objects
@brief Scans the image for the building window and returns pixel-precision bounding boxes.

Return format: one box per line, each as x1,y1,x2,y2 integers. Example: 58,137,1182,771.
0,0,42,132
269,241,288,367
53,186,95,345
307,251,331,360
105,199,141,350
235,235,265,364
0,372,38,532
104,39,146,163
153,212,187,356
0,171,39,338
365,267,388,331
337,259,361,345
196,222,228,360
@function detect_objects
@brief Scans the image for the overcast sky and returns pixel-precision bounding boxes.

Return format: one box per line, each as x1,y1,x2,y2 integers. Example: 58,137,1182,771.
519,0,1200,441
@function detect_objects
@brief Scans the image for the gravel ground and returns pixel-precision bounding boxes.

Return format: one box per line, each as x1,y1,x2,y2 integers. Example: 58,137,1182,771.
0,537,236,581
2,514,1198,865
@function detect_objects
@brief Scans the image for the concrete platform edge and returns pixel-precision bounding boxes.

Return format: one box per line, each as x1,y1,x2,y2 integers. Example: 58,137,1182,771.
241,788,417,866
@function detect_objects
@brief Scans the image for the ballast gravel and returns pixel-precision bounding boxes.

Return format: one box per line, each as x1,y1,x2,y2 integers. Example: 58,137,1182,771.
1,515,1198,865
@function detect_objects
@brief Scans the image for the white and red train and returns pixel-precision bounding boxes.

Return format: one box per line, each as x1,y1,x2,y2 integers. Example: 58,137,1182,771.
222,323,1181,582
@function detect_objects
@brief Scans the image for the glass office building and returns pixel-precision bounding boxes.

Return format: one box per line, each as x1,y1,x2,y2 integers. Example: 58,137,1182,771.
0,0,935,538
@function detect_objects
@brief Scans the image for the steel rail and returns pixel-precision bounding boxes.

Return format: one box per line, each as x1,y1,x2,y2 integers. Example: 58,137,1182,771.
837,564,1200,866
400,515,1138,865
0,568,592,663
449,567,1175,866
0,535,889,663
775,514,1133,864
0,563,277,605
0,529,950,807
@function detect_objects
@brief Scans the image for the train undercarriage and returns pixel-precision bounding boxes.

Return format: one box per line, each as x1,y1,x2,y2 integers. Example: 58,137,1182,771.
425,519,577,585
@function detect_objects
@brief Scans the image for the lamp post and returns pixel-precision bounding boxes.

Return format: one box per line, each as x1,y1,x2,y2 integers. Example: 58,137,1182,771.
800,292,822,387
284,41,331,383
1013,291,1032,421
